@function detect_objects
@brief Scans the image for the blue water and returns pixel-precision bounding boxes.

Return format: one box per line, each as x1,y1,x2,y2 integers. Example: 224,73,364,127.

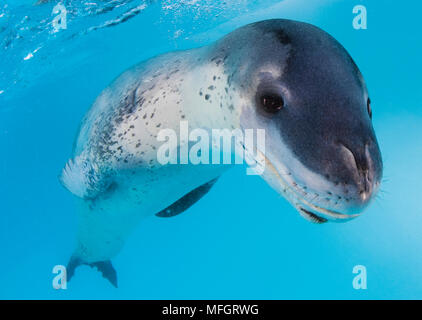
0,0,421,299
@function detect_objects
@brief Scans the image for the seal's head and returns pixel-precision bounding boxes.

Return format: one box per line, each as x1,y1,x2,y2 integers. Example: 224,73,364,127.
220,19,382,223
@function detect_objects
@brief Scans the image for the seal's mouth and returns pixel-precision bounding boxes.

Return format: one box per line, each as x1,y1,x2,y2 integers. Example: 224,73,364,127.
297,205,359,224
299,208,328,224
294,195,361,223
261,153,362,223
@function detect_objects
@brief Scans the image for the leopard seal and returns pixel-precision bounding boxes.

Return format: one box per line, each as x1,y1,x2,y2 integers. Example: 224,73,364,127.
60,19,383,287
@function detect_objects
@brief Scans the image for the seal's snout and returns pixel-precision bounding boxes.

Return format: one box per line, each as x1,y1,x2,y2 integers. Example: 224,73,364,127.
337,140,382,210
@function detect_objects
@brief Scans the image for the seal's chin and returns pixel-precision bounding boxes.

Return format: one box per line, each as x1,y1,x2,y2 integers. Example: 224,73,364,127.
299,208,328,224
295,203,360,224
286,179,362,224
292,191,361,223
261,153,362,224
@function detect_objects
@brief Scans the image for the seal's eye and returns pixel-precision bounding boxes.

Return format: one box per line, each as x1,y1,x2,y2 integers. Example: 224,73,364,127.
367,98,372,119
260,93,284,113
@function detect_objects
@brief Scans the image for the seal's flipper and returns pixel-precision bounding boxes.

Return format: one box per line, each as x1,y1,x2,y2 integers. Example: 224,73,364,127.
66,256,82,282
156,178,219,218
90,261,118,288
67,256,118,288
60,153,110,199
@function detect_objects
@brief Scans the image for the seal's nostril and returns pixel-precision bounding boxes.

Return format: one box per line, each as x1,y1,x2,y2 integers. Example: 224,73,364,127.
339,143,359,172
339,143,369,173
338,142,374,202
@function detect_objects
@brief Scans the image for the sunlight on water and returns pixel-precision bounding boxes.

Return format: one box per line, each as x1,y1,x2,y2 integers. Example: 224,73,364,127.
0,0,280,103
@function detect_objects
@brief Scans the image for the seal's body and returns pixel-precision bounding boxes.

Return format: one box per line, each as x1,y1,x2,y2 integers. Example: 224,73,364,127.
61,19,383,286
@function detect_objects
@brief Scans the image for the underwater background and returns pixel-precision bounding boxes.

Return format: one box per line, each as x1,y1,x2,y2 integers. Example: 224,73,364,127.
0,0,421,299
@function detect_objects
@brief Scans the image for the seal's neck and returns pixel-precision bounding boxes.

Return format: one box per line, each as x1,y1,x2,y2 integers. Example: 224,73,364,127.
179,54,242,131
